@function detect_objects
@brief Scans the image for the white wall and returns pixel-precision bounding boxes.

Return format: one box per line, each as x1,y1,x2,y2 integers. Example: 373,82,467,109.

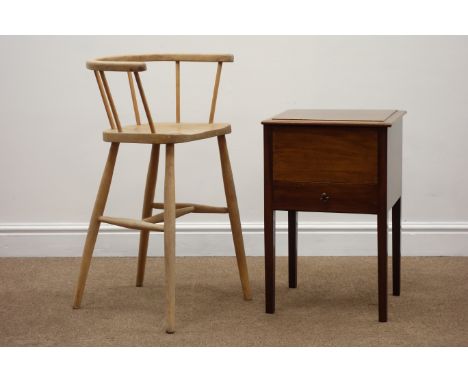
1,36,467,256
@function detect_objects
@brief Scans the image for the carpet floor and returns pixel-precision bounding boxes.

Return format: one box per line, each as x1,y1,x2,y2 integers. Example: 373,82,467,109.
0,257,467,346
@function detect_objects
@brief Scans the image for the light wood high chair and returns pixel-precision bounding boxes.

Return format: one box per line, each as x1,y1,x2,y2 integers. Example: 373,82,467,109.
72,54,252,333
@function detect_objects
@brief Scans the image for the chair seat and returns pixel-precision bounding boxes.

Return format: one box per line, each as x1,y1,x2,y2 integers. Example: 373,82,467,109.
103,122,231,144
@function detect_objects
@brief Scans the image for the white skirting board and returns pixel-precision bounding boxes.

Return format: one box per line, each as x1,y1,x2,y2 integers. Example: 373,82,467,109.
0,222,467,257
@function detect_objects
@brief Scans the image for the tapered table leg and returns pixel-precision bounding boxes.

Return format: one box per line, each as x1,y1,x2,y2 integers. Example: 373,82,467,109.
377,209,388,322
288,210,297,288
265,208,276,313
264,127,276,313
392,198,401,296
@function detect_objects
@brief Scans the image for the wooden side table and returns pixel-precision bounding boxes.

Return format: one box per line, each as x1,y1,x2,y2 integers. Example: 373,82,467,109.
262,109,406,322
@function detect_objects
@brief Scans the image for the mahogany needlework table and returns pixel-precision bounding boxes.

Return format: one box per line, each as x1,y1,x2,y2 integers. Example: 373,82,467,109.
262,109,406,322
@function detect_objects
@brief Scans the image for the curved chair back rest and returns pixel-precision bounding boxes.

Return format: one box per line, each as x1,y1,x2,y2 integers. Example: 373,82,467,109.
86,54,234,133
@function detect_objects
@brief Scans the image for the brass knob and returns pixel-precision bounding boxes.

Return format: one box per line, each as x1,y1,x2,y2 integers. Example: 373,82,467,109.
320,192,330,203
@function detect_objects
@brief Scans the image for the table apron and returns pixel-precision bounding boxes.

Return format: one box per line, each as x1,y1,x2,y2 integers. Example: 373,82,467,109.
272,181,378,214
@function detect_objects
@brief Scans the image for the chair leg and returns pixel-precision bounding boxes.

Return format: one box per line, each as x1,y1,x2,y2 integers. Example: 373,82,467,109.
136,144,160,287
164,144,176,334
73,143,119,309
217,135,252,301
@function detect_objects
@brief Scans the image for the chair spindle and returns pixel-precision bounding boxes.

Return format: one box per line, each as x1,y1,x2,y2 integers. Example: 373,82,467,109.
94,71,116,130
134,72,156,133
175,61,181,123
209,62,223,123
99,71,122,132
128,72,141,125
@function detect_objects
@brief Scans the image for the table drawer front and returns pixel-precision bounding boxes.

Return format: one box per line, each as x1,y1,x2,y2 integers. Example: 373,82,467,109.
272,127,378,184
272,181,378,214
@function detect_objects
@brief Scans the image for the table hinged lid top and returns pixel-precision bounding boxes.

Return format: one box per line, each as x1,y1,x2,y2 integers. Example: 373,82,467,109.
262,109,406,127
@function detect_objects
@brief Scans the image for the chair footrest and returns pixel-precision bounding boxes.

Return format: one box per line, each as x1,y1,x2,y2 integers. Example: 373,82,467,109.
144,206,195,223
152,202,228,213
99,216,164,231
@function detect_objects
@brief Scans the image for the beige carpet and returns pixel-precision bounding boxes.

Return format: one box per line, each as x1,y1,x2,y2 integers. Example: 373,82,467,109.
0,257,467,346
